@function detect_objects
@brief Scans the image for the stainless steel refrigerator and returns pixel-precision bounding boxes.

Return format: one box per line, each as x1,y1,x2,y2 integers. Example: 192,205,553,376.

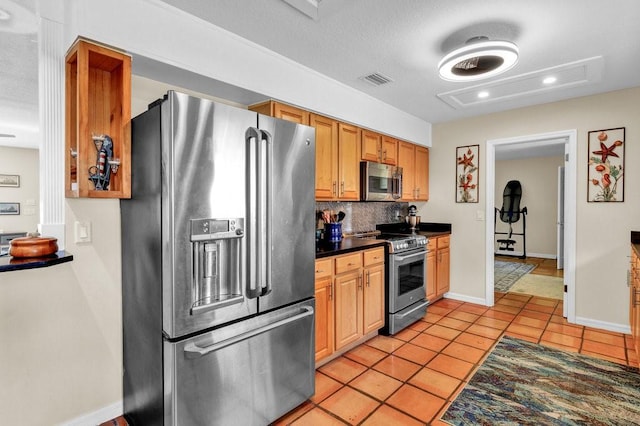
121,91,316,425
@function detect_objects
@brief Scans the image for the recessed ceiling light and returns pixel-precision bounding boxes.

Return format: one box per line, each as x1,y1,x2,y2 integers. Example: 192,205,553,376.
477,91,490,99
438,36,519,82
543,76,557,85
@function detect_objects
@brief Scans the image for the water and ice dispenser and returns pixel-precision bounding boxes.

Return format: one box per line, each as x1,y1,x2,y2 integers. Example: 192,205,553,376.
190,218,244,315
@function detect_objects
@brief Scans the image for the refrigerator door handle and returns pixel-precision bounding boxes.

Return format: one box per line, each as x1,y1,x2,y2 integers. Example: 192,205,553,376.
183,305,314,359
245,128,272,298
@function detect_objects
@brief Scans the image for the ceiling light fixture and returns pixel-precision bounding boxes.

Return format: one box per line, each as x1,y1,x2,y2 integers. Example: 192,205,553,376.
477,91,490,99
0,8,11,20
438,36,519,82
543,76,557,85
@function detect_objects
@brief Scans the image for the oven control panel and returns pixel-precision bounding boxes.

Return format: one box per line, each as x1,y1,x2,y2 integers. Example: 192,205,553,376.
389,235,427,253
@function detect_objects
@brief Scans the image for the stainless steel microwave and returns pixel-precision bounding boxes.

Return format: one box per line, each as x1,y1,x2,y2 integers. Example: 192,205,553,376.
360,161,402,201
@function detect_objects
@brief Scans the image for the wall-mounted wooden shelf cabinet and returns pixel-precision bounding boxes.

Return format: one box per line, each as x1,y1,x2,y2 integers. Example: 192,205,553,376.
65,38,132,198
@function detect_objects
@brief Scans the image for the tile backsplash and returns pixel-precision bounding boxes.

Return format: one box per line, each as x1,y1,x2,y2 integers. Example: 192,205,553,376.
316,201,410,234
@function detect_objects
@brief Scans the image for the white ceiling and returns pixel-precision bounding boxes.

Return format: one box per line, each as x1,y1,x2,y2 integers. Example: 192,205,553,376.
3,0,640,159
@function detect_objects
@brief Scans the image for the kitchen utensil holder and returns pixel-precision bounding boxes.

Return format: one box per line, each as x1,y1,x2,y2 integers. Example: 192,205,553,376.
324,223,342,243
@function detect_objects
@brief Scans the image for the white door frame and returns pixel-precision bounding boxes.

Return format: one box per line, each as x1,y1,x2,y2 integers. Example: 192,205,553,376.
485,129,577,323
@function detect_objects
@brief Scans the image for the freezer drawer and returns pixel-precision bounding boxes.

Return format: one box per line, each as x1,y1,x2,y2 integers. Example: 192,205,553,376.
164,299,315,425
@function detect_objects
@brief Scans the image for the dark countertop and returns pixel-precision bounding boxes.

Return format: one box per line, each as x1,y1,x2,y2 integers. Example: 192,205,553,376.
316,238,387,259
0,251,74,273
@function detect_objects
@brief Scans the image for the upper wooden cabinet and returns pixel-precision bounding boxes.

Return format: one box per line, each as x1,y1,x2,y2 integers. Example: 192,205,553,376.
398,141,429,201
65,38,131,198
361,130,397,165
311,114,338,199
249,100,310,125
337,123,360,200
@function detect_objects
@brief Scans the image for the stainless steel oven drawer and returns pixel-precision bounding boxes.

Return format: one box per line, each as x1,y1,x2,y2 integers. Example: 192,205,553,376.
385,298,428,335
164,299,315,425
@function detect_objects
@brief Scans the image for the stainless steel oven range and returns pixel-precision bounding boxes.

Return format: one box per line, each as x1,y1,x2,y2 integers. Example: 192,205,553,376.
380,233,429,334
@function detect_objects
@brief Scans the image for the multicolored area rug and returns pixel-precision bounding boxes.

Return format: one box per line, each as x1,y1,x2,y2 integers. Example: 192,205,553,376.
441,336,640,425
494,260,535,292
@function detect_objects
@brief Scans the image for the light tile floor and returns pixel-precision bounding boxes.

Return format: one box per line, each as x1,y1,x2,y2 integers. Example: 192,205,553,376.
274,292,638,425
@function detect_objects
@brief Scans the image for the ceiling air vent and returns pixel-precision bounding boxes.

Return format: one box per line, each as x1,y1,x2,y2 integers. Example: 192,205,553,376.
360,72,393,87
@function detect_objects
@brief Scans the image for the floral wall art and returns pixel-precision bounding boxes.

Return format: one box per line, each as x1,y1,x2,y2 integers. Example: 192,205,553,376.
588,127,624,202
456,144,479,203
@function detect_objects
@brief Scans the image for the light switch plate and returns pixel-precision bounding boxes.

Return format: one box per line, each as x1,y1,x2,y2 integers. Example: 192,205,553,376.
476,210,484,221
74,221,91,243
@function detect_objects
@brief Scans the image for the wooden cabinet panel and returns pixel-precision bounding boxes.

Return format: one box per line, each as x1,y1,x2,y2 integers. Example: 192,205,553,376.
426,235,451,302
363,263,385,334
315,275,334,362
361,130,381,163
334,270,362,350
415,146,429,201
273,103,309,125
337,123,360,200
363,247,384,267
315,258,333,280
381,136,398,165
426,251,437,301
335,252,362,274
436,247,450,297
311,114,338,199
397,141,415,200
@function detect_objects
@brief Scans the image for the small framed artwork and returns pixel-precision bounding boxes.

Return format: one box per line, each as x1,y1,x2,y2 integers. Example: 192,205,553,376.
0,202,20,215
0,174,20,187
456,144,479,203
587,127,624,202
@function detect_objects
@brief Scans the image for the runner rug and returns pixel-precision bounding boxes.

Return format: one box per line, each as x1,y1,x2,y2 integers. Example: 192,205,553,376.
441,336,640,425
494,260,535,292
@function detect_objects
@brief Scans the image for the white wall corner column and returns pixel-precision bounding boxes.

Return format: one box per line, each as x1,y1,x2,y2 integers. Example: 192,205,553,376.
37,15,66,248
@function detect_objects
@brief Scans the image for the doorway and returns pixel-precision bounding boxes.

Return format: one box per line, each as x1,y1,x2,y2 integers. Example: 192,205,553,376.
485,130,577,323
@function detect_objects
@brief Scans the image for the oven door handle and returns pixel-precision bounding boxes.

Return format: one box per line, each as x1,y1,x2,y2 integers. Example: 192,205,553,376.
393,249,427,263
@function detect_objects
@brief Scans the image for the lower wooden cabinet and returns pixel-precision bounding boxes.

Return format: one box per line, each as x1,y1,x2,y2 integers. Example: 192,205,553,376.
426,235,450,303
630,246,640,368
315,247,385,364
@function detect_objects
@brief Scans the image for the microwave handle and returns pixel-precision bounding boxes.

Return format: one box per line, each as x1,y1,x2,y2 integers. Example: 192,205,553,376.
393,173,402,199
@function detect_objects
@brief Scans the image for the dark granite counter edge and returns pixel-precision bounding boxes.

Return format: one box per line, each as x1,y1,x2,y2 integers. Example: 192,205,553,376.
316,239,387,259
0,251,74,273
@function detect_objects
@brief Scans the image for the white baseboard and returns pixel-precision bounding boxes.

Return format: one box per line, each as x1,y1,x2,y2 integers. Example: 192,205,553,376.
62,400,123,426
495,250,557,259
444,292,489,306
575,316,631,335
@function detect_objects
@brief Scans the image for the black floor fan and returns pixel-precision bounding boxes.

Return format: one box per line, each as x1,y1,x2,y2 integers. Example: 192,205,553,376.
495,180,527,259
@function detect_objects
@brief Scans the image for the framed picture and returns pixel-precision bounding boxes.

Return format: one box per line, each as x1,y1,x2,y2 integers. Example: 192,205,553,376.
587,127,624,202
456,144,479,203
0,174,20,187
0,202,20,215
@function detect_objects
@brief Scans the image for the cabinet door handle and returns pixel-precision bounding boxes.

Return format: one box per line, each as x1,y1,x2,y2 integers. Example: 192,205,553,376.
383,150,387,160
358,274,363,290
329,282,333,300
341,181,345,196
332,181,337,196
366,270,370,287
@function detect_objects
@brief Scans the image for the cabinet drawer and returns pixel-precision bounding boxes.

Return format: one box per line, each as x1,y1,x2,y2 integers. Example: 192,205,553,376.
335,252,362,274
437,236,450,249
363,247,385,266
315,258,333,279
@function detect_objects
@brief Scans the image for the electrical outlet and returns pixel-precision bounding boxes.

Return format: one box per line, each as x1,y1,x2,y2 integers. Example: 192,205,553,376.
74,221,92,243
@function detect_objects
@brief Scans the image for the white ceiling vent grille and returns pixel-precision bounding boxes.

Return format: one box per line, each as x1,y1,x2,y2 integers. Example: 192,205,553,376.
360,72,393,87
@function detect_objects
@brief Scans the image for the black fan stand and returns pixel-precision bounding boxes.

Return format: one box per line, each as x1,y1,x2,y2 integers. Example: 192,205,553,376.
494,180,527,259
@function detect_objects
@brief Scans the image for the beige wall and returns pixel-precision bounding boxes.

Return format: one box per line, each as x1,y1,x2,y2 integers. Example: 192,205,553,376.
495,156,564,256
0,147,39,234
423,87,640,330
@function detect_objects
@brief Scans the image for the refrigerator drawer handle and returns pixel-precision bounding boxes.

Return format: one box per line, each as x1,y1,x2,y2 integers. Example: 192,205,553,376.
396,299,429,319
190,294,245,315
183,306,314,359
